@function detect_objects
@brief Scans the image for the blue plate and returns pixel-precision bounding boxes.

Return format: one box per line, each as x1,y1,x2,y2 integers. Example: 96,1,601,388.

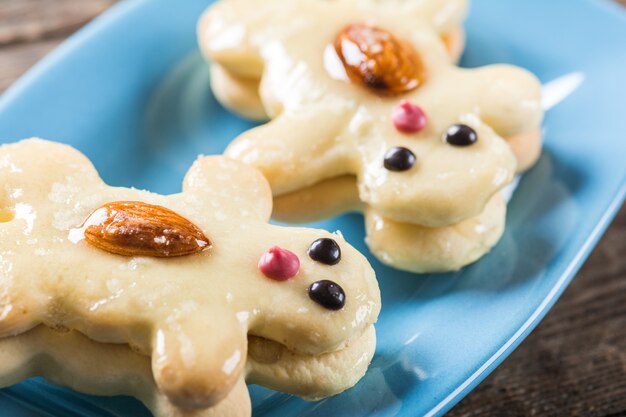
1,0,625,416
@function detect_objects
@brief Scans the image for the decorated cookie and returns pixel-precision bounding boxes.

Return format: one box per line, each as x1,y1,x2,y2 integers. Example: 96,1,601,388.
198,0,543,272
0,139,380,409
200,0,468,121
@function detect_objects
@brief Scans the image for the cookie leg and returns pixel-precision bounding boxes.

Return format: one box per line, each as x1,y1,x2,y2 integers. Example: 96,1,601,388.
506,128,543,173
150,375,250,417
469,65,544,172
272,175,362,223
441,26,466,63
197,1,265,80
0,326,251,417
365,194,506,273
151,310,248,409
472,65,544,138
210,64,268,121
226,111,355,196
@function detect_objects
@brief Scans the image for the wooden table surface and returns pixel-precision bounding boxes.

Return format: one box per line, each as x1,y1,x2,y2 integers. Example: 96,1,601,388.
1,1,625,416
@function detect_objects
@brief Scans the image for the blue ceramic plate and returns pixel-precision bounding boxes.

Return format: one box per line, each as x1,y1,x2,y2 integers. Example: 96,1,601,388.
1,0,625,416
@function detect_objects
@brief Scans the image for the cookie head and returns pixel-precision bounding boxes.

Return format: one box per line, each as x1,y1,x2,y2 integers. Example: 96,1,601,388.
245,230,380,399
355,109,517,227
245,227,380,356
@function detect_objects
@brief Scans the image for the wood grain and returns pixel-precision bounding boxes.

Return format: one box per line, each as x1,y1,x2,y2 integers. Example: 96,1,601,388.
0,0,115,46
449,205,626,417
0,1,625,417
0,39,60,91
0,0,115,90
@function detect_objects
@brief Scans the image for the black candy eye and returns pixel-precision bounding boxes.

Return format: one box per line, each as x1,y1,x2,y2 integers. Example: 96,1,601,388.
444,124,478,147
308,238,341,265
308,280,346,310
384,147,416,172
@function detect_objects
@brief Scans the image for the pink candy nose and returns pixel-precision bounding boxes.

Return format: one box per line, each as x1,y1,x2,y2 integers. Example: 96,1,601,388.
258,246,300,281
392,101,427,133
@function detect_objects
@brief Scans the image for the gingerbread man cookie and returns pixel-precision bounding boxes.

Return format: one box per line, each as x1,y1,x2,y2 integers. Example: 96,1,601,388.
0,139,380,409
201,0,468,121
198,0,543,273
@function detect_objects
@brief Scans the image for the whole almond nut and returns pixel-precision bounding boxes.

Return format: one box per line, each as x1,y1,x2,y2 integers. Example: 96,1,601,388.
334,23,425,95
76,201,210,257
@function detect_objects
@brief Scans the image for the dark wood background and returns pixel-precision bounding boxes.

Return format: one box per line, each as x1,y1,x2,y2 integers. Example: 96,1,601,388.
1,1,625,416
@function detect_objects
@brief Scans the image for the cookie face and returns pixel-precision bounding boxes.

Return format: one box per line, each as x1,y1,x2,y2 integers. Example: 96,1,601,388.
0,139,380,409
199,0,543,229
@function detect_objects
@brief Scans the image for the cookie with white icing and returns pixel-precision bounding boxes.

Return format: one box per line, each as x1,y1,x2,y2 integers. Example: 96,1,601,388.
0,139,380,409
198,0,543,272
200,0,468,121
0,326,250,417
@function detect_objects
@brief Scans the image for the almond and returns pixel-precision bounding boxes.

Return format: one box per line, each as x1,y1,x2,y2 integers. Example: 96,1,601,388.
78,201,210,257
334,23,425,95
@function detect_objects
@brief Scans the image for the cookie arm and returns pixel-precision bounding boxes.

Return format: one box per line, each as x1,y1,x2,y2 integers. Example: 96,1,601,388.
472,65,544,138
225,111,355,196
210,64,268,121
198,0,274,79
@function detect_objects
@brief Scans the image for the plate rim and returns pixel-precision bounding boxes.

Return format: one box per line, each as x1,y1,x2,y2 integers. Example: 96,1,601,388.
0,1,625,416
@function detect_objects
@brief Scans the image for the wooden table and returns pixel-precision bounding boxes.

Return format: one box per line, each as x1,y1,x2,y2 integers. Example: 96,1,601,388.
1,1,625,416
